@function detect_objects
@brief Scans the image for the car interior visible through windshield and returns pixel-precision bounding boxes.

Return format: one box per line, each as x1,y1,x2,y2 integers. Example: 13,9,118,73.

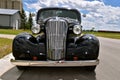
39,10,78,20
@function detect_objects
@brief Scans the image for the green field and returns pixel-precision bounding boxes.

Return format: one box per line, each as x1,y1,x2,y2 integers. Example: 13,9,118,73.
0,38,12,59
83,31,120,39
0,29,120,39
0,29,31,35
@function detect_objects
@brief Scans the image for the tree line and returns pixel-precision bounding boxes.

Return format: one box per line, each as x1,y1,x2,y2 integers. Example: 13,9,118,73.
20,8,33,30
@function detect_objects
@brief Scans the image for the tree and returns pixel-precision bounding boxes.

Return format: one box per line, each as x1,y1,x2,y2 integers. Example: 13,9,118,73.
90,26,95,32
28,12,33,29
20,8,27,30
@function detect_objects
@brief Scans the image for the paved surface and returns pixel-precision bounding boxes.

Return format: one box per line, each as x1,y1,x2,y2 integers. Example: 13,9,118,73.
0,54,14,76
0,34,16,39
0,37,120,80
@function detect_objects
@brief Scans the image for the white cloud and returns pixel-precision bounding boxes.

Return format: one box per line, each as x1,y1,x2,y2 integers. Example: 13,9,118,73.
24,0,120,31
24,2,41,11
84,5,120,31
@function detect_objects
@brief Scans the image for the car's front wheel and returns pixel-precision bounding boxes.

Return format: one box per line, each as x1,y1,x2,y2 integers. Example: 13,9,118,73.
15,57,27,70
85,66,96,71
16,66,27,70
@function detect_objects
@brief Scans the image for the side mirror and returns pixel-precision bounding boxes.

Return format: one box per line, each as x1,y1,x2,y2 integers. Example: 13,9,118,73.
82,14,86,17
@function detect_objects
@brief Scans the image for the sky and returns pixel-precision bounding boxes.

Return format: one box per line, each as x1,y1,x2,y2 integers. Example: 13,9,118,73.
23,0,120,31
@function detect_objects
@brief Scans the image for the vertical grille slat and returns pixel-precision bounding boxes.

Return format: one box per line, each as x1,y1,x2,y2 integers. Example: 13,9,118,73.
46,18,68,60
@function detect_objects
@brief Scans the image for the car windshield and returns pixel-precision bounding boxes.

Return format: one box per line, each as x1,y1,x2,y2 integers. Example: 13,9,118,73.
39,9,78,20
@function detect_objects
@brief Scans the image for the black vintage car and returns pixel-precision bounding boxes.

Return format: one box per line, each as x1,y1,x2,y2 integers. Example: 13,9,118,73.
11,7,100,71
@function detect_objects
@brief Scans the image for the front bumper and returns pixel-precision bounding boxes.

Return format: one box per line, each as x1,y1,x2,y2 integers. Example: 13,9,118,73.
11,59,99,67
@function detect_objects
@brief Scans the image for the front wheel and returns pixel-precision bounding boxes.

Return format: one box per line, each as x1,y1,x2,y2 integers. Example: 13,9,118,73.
85,66,96,71
16,66,27,70
15,57,27,70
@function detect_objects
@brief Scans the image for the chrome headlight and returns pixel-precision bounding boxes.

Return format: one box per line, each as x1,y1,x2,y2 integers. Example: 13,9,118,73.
73,25,82,35
31,24,41,34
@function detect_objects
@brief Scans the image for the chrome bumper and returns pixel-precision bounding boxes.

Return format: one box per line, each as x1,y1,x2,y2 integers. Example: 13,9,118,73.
11,59,99,67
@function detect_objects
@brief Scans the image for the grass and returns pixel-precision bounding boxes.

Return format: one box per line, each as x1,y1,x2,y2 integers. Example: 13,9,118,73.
0,29,120,39
0,29,31,35
0,38,12,59
83,31,120,39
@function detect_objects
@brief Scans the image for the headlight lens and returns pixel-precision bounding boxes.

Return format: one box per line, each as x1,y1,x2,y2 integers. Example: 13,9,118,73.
31,24,41,34
73,25,82,35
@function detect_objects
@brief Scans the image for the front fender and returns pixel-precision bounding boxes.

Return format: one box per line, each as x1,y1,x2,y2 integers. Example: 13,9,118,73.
66,34,100,60
12,33,46,60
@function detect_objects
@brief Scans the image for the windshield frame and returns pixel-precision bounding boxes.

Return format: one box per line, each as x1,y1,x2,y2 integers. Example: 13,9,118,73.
36,7,81,23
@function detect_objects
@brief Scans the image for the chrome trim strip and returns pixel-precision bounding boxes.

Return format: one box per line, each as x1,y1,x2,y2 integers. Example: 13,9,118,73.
11,59,99,67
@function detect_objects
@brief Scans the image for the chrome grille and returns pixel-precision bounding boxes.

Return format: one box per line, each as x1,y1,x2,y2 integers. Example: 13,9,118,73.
46,18,68,60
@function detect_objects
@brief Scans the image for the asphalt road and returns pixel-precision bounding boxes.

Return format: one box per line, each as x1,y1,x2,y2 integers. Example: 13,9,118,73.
0,37,120,80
